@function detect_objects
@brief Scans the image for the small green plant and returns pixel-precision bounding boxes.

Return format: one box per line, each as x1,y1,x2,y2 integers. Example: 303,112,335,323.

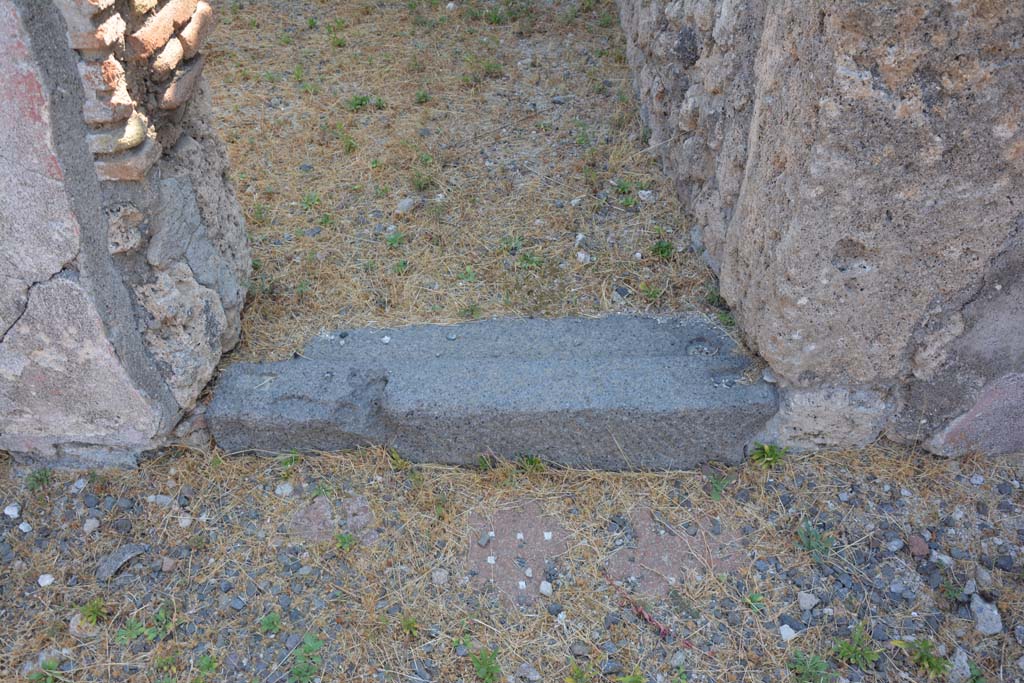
476,455,493,471
293,65,305,82
393,259,410,275
347,94,371,111
78,597,109,626
386,231,406,247
940,576,964,601
307,16,318,28
415,89,431,104
500,234,523,253
788,651,832,683
967,661,988,683
300,191,320,211
331,35,347,47
833,623,879,670
460,303,482,319
116,617,146,645
750,442,788,469
796,521,836,561
144,603,176,642
470,648,501,683
744,592,765,612
27,659,61,683
388,448,412,470
616,670,646,683
651,240,674,260
565,662,598,683
194,654,218,682
716,310,735,327
706,472,734,501
410,170,434,191
893,639,949,679
574,120,591,147
517,251,541,268
318,213,334,227
26,467,53,492
598,11,614,27
518,454,545,473
259,611,282,635
252,203,268,223
621,194,637,208
670,669,689,683
335,532,357,552
327,18,347,33
399,614,419,638
458,265,477,282
288,633,324,683
640,283,663,302
482,60,503,78
333,124,358,153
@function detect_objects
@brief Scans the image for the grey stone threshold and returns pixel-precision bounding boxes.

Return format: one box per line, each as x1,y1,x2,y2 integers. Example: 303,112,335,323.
207,315,778,470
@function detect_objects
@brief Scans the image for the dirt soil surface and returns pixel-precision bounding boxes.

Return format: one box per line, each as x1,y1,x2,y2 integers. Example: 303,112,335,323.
1,447,1022,682
205,0,715,361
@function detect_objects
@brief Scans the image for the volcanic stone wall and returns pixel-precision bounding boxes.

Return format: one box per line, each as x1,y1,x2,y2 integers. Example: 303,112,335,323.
0,0,249,465
617,0,1024,456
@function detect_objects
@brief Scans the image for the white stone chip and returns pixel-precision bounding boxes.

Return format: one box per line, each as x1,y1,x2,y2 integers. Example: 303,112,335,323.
543,531,552,541
3,503,20,519
779,624,798,642
38,574,55,587
486,556,496,565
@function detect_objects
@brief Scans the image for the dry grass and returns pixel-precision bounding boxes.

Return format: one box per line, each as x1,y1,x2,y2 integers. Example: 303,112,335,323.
206,0,713,360
1,445,1020,681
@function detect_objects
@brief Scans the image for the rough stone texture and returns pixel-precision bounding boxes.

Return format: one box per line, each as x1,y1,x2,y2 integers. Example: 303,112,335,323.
0,278,161,457
208,316,778,469
0,0,249,465
617,0,1024,454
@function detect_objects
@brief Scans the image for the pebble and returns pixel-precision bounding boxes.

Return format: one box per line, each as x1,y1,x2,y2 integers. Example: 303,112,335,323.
83,518,100,534
395,197,422,215
779,624,798,642
797,591,819,611
37,574,55,587
970,474,985,486
274,482,294,497
886,539,905,553
431,568,449,586
18,521,32,533
145,494,175,507
446,1,456,9
516,662,542,681
96,543,148,581
4,503,20,519
539,580,553,597
178,514,193,529
637,190,654,202
907,535,929,558
162,557,177,572
477,531,491,548
970,594,1003,635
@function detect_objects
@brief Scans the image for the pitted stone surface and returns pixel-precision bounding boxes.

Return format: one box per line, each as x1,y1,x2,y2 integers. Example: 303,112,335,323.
617,0,1024,454
208,316,777,469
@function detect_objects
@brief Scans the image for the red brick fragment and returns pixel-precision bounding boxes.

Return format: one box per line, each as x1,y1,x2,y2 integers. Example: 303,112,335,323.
126,0,197,60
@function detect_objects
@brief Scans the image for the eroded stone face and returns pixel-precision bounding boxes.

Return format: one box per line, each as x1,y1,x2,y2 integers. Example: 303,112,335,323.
618,0,1024,454
0,278,161,456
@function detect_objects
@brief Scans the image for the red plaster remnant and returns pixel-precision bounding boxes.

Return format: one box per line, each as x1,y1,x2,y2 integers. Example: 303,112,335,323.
126,0,197,60
0,2,63,179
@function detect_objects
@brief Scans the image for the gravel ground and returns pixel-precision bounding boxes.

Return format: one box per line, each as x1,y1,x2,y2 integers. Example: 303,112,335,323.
1,445,1022,682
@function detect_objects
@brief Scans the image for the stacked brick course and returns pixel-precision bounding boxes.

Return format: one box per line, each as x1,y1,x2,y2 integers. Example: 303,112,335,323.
55,0,213,181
